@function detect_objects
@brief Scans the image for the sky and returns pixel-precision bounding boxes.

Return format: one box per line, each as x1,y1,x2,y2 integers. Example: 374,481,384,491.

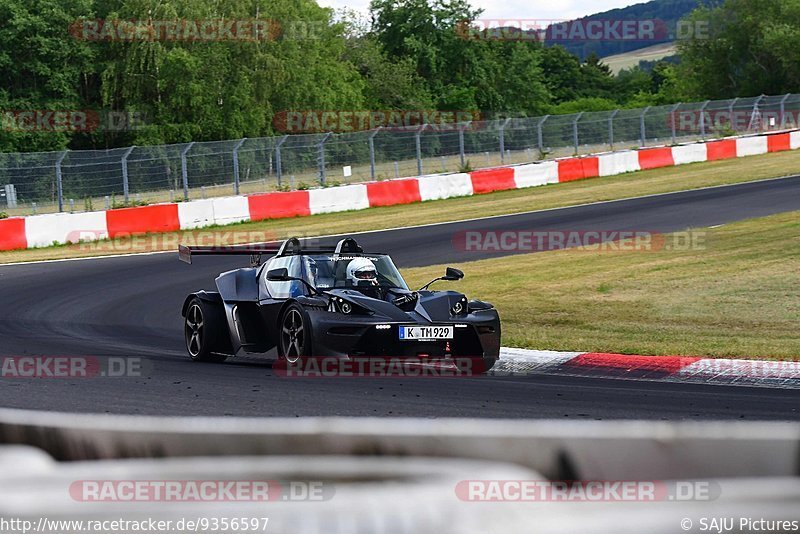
317,0,646,22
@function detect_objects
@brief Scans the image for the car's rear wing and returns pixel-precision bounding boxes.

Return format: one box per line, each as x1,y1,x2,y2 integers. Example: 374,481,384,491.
178,244,280,265
178,237,367,265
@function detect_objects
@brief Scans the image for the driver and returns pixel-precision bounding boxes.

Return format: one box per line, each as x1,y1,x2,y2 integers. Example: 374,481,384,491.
346,257,380,298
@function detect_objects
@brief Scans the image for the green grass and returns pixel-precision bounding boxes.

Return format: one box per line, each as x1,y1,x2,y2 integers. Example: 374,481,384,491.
402,212,800,360
1,148,799,264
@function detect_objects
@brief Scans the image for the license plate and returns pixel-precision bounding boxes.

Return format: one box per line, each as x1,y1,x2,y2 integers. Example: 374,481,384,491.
399,326,454,340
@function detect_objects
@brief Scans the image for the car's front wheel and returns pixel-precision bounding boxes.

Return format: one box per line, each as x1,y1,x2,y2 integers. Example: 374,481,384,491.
184,298,230,363
278,303,312,364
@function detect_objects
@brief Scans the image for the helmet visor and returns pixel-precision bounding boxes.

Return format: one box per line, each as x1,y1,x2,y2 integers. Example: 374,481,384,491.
354,268,376,280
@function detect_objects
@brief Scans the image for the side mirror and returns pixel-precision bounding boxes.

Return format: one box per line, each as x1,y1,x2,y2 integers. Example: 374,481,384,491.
419,267,465,291
444,267,464,281
267,268,289,282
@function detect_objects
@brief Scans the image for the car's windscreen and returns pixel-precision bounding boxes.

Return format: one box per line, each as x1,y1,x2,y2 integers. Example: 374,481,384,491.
304,255,409,290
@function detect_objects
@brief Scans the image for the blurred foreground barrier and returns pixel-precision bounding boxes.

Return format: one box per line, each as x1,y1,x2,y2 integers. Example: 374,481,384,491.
0,411,798,534
0,408,797,480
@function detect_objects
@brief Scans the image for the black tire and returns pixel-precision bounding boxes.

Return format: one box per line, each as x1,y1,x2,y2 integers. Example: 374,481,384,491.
481,356,497,374
184,297,231,363
277,303,312,364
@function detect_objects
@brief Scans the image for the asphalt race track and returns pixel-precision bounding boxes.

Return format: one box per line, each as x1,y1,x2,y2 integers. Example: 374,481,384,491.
0,176,798,419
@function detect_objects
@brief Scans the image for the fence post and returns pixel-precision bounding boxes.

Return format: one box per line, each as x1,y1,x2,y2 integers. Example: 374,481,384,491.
499,118,511,163
639,106,651,147
232,138,247,195
572,112,584,155
536,115,550,156
699,100,710,139
369,127,382,180
749,94,765,131
779,94,791,129
180,142,194,201
55,150,68,213
608,110,619,150
670,103,681,144
317,132,332,185
458,123,469,166
121,146,135,203
728,97,738,131
275,135,288,187
415,124,429,175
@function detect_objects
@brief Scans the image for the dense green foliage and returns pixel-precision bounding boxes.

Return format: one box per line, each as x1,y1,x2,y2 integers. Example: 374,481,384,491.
676,0,800,98
0,0,794,153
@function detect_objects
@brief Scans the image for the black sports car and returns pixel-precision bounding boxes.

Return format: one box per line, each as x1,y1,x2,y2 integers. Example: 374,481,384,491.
179,237,500,374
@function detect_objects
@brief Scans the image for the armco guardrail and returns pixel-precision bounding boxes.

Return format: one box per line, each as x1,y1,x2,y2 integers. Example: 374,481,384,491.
0,408,798,479
0,129,798,252
0,409,798,534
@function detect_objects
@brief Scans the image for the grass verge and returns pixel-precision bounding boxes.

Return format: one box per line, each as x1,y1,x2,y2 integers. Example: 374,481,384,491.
1,149,799,264
402,211,800,360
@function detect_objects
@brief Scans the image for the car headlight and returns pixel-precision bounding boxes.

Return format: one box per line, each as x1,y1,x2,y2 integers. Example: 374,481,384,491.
329,297,369,315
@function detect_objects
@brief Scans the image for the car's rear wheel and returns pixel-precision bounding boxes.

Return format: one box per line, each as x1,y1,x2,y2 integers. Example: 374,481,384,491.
278,303,312,364
184,298,230,363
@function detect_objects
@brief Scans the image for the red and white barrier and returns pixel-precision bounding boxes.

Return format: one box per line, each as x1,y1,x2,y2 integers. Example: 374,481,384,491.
366,179,421,207
309,184,369,214
2,130,797,252
469,167,516,194
247,191,310,221
706,139,737,161
177,199,215,230
767,132,791,152
211,196,250,225
598,151,640,176
791,131,800,150
671,143,707,165
637,147,674,170
25,211,108,248
513,162,559,188
736,136,768,157
557,156,600,182
417,173,473,201
0,218,27,251
106,204,180,239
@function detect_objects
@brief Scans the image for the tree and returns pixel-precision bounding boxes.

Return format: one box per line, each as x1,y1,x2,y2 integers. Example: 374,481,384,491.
369,0,549,115
97,0,365,144
677,0,800,98
0,0,96,152
343,34,434,110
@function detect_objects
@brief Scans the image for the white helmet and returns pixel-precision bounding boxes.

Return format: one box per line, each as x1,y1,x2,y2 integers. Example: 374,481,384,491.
346,257,377,286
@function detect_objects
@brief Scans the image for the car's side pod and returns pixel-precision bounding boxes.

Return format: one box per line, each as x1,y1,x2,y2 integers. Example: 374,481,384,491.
181,291,224,317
